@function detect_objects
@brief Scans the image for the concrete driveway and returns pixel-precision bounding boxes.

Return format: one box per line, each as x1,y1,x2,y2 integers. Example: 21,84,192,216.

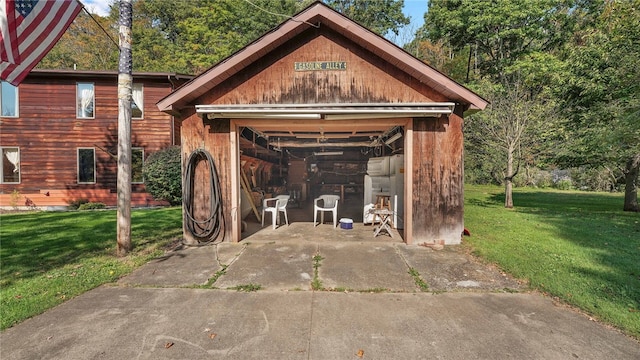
1,237,638,359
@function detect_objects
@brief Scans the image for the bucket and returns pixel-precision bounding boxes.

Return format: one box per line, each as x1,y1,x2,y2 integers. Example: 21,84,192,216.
339,218,353,229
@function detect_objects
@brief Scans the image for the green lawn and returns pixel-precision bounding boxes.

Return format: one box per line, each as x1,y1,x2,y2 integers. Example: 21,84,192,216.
0,207,182,330
464,185,640,338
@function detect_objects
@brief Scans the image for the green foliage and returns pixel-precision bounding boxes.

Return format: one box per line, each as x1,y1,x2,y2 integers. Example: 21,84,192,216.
230,283,262,292
40,11,118,71
421,0,573,81
0,207,182,329
42,0,413,75
129,0,311,74
464,78,558,194
554,179,572,191
325,0,410,36
67,198,89,210
311,253,324,290
77,202,106,210
404,38,470,83
408,267,429,292
557,0,640,210
464,185,640,338
142,146,182,206
569,167,618,192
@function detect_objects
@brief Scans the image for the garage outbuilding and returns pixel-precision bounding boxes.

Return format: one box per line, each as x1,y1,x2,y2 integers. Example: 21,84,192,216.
157,2,488,245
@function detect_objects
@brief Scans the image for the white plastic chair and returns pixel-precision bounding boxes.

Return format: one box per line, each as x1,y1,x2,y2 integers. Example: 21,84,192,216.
314,195,340,227
261,195,290,229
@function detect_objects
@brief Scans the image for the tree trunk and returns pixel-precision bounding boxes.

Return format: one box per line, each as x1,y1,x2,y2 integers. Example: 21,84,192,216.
623,153,640,212
117,0,133,256
504,147,514,208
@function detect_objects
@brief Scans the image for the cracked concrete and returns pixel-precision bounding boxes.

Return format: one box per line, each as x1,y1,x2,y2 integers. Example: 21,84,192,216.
2,238,638,359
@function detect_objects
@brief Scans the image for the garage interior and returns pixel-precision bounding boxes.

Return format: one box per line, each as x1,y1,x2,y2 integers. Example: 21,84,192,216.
237,122,403,237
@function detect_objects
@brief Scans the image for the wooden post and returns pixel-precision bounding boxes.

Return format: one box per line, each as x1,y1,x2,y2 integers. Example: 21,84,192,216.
116,0,133,256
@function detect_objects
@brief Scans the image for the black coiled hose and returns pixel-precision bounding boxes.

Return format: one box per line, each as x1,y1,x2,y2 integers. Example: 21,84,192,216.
183,149,224,244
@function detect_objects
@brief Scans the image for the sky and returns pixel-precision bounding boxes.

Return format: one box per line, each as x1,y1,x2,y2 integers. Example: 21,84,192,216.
403,0,428,30
81,0,428,27
81,0,111,17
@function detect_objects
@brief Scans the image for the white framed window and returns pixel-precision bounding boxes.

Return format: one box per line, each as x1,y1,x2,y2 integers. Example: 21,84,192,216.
1,147,20,184
77,148,96,184
1,81,19,117
132,147,144,184
76,82,94,119
132,84,143,119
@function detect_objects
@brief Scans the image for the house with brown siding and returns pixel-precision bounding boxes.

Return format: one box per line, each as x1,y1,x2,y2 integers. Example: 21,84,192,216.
158,2,488,246
0,69,192,209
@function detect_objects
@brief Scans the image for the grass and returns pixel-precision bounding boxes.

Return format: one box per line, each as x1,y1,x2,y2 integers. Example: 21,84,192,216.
230,283,262,292
408,267,429,292
311,253,324,290
464,185,640,338
0,207,182,330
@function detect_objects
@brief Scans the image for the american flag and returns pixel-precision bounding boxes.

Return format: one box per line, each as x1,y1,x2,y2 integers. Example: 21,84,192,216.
0,0,82,86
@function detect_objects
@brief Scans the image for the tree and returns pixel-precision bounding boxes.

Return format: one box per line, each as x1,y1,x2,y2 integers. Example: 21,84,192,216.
467,79,556,207
559,0,640,211
420,0,573,82
404,37,470,83
325,0,409,36
39,10,118,71
420,0,572,207
127,0,311,74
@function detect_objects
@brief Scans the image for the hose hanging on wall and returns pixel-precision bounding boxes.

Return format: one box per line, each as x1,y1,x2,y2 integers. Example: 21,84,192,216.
183,149,224,244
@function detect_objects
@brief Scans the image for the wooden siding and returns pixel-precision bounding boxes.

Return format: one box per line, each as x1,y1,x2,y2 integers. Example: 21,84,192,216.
201,30,447,105
181,111,232,244
411,109,465,244
0,74,176,208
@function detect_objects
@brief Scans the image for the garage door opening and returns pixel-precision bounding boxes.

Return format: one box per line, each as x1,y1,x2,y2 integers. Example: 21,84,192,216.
231,118,409,241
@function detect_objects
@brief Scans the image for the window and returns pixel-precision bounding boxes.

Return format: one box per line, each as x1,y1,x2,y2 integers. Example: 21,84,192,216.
77,83,94,118
77,148,95,183
132,148,144,183
132,84,143,119
1,147,20,183
1,81,19,117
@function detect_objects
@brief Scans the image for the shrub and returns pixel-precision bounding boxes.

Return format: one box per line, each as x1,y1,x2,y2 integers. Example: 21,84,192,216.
570,167,618,192
77,202,106,210
68,198,89,210
555,179,573,190
142,146,182,206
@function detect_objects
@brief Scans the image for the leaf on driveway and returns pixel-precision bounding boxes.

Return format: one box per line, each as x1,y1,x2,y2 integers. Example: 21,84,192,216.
165,342,174,349
356,349,364,358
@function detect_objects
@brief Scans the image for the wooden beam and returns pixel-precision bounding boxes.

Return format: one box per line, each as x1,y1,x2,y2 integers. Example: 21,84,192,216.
240,168,261,222
234,118,408,132
230,121,241,243
272,140,372,147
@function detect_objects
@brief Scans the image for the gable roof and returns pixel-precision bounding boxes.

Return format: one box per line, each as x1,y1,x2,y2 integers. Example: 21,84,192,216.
156,1,488,115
